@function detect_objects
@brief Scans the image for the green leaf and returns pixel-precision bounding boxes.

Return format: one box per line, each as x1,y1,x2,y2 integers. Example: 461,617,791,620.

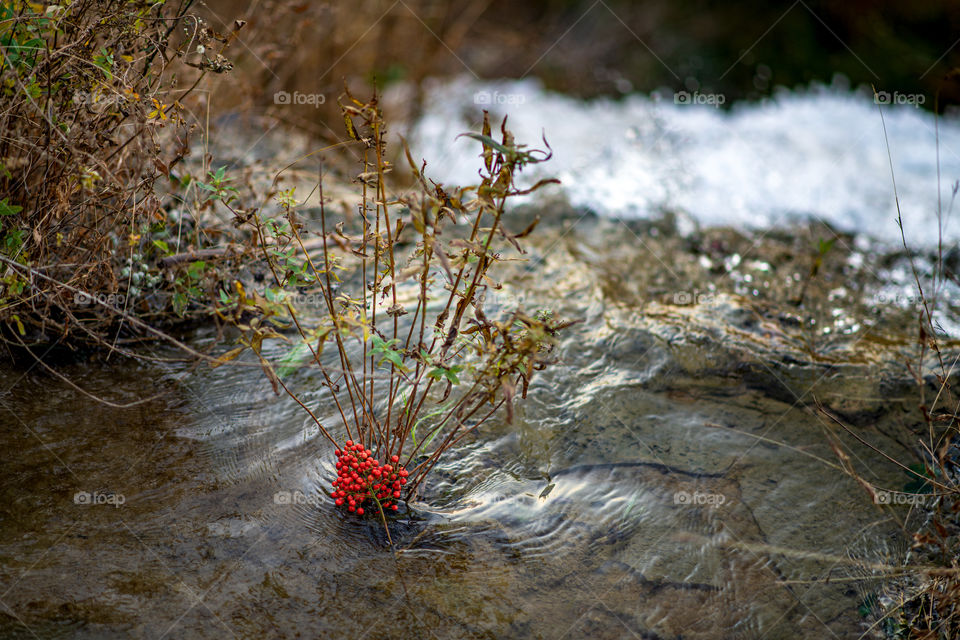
428,364,462,385
0,199,23,216
3,229,25,253
187,260,206,280
172,291,187,316
24,81,41,100
371,335,405,369
459,133,514,156
276,340,313,378
382,350,404,368
93,48,114,79
410,399,456,448
265,287,282,303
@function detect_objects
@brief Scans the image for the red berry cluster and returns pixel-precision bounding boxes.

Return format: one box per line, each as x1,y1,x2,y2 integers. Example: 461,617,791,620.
330,440,409,515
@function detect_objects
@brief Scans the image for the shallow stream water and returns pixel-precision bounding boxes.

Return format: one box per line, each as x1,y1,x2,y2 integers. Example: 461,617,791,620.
2,83,959,638
1,209,946,639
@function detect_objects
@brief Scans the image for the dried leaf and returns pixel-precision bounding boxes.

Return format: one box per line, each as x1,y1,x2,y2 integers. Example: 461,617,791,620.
434,244,454,283
481,110,493,172
343,112,360,141
259,355,281,395
210,345,244,368
514,215,541,238
512,178,561,196
397,263,422,281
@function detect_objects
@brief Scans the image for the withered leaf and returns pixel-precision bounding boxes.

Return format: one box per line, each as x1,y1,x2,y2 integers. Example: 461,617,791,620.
210,345,244,368
259,355,281,395
434,244,454,283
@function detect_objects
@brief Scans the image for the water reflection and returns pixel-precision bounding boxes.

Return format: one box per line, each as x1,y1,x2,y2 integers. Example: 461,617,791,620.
0,219,924,639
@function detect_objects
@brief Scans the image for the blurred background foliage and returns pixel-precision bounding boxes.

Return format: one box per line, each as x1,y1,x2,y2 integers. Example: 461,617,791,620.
200,0,960,131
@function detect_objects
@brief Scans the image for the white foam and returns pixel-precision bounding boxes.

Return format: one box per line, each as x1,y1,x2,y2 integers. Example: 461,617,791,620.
406,77,960,249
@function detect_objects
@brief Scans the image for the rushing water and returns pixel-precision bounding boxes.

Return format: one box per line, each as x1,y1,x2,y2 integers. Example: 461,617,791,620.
1,85,954,638
407,77,960,250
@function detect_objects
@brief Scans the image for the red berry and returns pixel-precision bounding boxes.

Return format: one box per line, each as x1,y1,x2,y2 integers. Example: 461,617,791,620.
356,507,364,515
391,505,398,511
345,440,353,447
393,491,401,498
391,455,399,463
335,498,343,506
